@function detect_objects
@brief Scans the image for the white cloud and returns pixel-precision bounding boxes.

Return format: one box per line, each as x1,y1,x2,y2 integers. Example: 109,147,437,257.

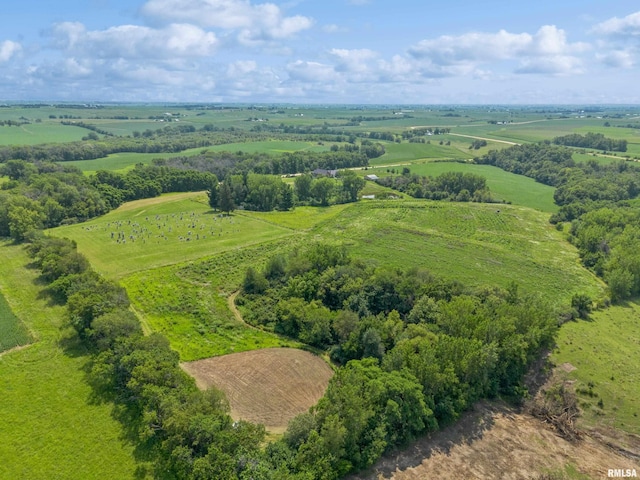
591,11,640,37
597,50,635,69
286,60,339,83
0,40,22,62
140,0,313,41
50,22,219,59
408,25,586,75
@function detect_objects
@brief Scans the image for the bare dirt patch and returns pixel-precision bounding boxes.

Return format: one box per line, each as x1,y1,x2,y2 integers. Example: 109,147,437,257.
347,401,639,480
181,348,334,433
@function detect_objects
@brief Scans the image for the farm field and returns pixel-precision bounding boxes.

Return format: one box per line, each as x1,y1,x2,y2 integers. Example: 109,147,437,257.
182,348,334,433
552,301,640,435
366,162,558,212
0,289,31,353
48,191,297,279
0,123,88,145
0,241,142,480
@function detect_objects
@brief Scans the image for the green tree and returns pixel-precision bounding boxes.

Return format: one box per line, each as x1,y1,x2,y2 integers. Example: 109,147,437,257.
311,177,335,206
8,206,43,241
207,179,219,210
294,174,313,202
218,182,235,215
339,171,366,203
278,183,294,211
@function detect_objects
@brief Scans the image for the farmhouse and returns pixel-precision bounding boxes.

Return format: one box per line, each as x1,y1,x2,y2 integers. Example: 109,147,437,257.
365,174,379,181
312,168,338,178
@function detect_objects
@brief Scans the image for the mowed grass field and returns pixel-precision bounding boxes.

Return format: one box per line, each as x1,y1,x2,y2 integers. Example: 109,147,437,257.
0,241,142,479
551,301,640,435
0,289,31,352
48,192,296,279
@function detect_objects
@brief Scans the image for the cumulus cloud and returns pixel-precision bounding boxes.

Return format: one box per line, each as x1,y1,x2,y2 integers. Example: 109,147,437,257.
140,0,313,42
0,40,22,62
50,22,218,59
591,11,640,37
408,25,587,76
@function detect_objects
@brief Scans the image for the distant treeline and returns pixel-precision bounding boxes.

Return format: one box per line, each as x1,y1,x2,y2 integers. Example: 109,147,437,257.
552,132,627,152
477,142,640,301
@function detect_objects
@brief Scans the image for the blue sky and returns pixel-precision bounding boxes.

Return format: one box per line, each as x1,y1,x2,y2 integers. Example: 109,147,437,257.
1,0,639,103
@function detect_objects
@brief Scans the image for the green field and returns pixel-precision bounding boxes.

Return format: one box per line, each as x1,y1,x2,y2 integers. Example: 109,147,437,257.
366,161,558,212
0,241,141,479
48,192,296,279
122,240,304,361
0,289,31,352
0,123,88,145
552,301,640,435
63,140,333,174
50,192,604,360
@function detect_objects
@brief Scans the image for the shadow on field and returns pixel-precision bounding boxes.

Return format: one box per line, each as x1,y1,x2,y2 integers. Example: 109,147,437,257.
345,401,504,480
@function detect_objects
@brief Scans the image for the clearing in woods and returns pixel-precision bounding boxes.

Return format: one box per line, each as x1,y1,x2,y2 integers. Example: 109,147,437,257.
181,348,334,433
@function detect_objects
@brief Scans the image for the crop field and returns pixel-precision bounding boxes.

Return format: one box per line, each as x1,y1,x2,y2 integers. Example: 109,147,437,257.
0,289,31,353
0,123,88,145
48,192,297,279
372,141,473,165
0,241,141,479
182,348,334,432
367,162,558,212
552,301,640,435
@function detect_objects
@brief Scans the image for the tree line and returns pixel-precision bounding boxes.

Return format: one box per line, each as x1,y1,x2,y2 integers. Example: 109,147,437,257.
375,170,497,203
552,132,627,152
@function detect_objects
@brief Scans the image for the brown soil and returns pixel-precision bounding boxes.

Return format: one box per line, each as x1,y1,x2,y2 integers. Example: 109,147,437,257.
347,401,640,480
181,348,334,433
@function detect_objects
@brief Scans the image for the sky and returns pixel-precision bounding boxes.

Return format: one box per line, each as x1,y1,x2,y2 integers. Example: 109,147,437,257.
1,0,639,104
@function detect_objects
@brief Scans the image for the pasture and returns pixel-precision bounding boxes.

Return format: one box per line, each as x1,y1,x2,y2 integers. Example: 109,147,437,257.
48,192,296,279
0,289,31,353
182,348,334,433
552,301,640,435
0,241,141,479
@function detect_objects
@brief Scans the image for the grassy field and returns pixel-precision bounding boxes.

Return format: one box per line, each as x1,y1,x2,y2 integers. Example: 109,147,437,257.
48,192,296,279
0,123,88,145
551,301,640,435
0,289,31,352
365,162,558,212
0,241,142,479
316,201,604,304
